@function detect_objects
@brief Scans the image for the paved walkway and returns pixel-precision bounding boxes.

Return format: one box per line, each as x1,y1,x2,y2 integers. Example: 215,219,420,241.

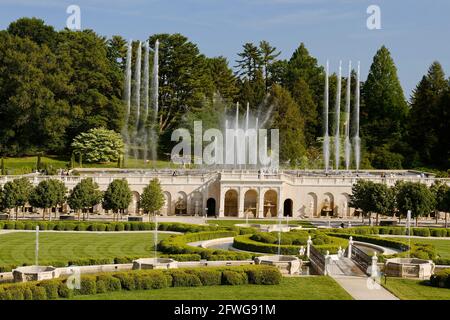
379,234,450,240
0,230,181,235
329,257,399,300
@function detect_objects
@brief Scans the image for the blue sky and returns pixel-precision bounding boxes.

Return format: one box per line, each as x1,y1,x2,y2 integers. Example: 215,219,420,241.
1,0,449,98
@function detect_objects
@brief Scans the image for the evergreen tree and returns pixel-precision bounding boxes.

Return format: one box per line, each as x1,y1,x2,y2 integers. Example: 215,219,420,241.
140,178,165,215
206,56,238,103
235,43,261,81
290,79,318,147
259,40,281,91
7,17,56,48
361,46,408,168
408,62,447,166
267,85,306,165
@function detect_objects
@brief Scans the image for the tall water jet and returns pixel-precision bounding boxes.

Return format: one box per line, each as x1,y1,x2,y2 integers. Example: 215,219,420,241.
344,61,352,171
142,41,150,163
323,60,330,172
334,61,342,170
235,102,239,167
134,41,142,128
123,40,133,164
150,39,159,163
353,61,361,171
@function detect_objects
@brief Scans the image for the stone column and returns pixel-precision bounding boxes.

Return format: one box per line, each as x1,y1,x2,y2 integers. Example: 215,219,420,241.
202,188,208,217
371,252,378,278
219,188,225,217
324,251,331,275
258,187,265,218
277,188,282,218
238,188,245,218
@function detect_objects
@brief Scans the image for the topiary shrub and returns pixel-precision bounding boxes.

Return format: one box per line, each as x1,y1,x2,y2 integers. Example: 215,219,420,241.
113,273,136,290
77,276,97,295
31,286,47,300
24,222,35,230
412,228,430,237
96,224,106,232
185,269,222,286
169,270,202,287
96,274,122,292
430,269,450,288
134,271,170,290
244,266,281,285
75,223,87,231
430,228,447,237
39,280,60,299
115,223,125,231
106,224,116,232
222,270,248,286
58,280,73,298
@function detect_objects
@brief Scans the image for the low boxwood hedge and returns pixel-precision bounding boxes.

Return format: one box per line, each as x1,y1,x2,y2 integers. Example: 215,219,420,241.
0,265,281,300
329,226,450,237
430,269,450,288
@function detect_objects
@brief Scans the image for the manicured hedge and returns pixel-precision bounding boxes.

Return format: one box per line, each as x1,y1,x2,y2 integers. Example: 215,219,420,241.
0,265,281,300
0,254,203,273
233,234,347,255
158,231,253,260
0,220,222,233
430,269,450,288
329,226,450,237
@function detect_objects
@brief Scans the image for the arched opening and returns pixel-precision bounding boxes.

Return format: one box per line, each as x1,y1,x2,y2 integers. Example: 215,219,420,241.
190,192,203,216
206,198,216,217
339,193,350,217
224,190,238,217
244,190,258,218
175,191,187,215
263,190,278,218
128,191,140,215
283,199,293,217
321,193,334,217
163,192,172,216
307,192,318,217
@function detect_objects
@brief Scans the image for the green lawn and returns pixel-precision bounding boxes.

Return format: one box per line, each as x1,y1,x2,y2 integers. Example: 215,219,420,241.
0,232,169,266
382,278,450,300
391,237,450,259
71,276,352,300
2,156,181,175
207,219,314,228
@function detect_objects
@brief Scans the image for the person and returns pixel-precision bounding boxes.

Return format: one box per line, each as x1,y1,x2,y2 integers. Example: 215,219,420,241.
340,222,345,229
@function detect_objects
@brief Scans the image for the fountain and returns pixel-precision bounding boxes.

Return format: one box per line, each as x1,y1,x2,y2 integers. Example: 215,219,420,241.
122,39,159,166
353,61,361,171
334,61,342,170
13,226,59,282
323,60,330,172
344,61,352,171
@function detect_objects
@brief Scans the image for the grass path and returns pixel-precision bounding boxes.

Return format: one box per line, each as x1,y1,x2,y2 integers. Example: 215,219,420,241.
390,237,450,259
72,276,353,300
0,232,170,265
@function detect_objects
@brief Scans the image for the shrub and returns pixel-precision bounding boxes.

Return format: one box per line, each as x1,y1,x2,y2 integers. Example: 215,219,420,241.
58,280,73,298
96,274,122,292
185,269,222,286
170,270,202,287
30,286,47,300
75,223,87,231
430,269,450,288
96,224,106,232
430,228,447,237
113,273,136,290
39,280,60,299
106,224,116,232
412,228,430,237
24,222,35,230
115,223,125,231
244,266,281,285
14,221,25,230
222,270,248,285
134,271,170,290
77,276,97,295
4,222,15,229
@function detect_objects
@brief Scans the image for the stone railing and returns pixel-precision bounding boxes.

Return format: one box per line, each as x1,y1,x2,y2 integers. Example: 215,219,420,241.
349,245,371,275
309,245,326,275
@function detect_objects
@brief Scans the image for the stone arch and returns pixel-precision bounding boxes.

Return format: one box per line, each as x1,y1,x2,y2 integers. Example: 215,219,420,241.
206,198,216,217
163,191,172,216
263,190,278,218
128,191,140,215
190,191,203,216
306,192,318,217
244,189,258,218
321,192,334,217
175,191,187,215
283,199,293,217
224,189,238,217
339,193,351,217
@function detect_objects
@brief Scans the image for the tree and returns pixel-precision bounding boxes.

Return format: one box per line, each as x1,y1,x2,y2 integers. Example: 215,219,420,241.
102,179,132,220
408,62,447,166
267,85,306,165
235,43,262,81
140,178,165,215
361,46,408,167
67,178,103,221
290,79,318,147
370,182,396,225
259,40,281,91
1,177,33,220
7,17,57,47
206,56,238,103
395,182,435,226
71,128,124,163
349,180,373,223
431,181,450,228
29,179,67,220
